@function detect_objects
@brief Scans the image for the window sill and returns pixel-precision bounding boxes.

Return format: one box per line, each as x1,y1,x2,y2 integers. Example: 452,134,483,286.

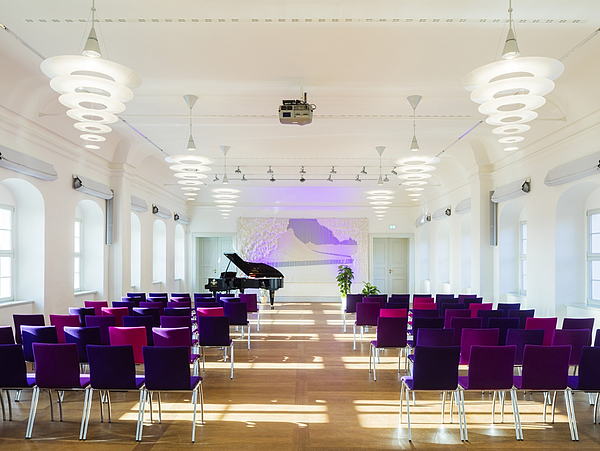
74,290,97,297
0,299,35,309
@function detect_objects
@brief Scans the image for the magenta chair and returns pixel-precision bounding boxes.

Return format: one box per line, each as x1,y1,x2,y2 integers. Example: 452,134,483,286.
13,314,45,345
123,315,154,346
101,307,129,327
49,314,81,343
552,329,591,369
444,309,471,329
369,316,408,380
525,317,557,346
26,343,90,439
353,301,380,351
458,345,521,441
84,301,109,317
197,307,224,317
108,326,147,364
413,301,436,311
152,327,200,375
513,344,577,441
85,315,116,345
380,308,407,318
450,317,483,346
240,293,260,331
469,303,492,318
459,328,499,365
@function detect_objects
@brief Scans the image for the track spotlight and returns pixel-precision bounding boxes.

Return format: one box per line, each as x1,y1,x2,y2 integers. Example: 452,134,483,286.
355,174,361,182
300,174,306,182
361,166,367,174
267,166,273,173
213,174,219,182
300,166,306,174
330,166,337,174
270,174,275,182
241,174,247,181
327,174,333,182
235,166,242,173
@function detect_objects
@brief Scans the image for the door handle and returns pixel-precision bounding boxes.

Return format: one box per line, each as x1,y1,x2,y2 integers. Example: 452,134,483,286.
214,269,216,273
389,269,392,274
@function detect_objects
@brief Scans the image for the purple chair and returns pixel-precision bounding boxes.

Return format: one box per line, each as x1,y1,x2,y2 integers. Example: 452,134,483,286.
139,301,164,317
408,316,444,347
508,309,535,329
386,300,409,311
440,302,466,318
444,308,471,329
407,328,454,373
353,301,380,351
457,294,477,303
132,307,161,327
595,329,600,347
121,296,140,307
194,293,214,299
497,303,521,318
69,307,96,327
13,314,45,345
464,297,484,309
49,314,82,343
152,327,200,375
525,317,557,346
123,315,155,346
138,346,203,442
127,292,146,303
149,292,168,299
0,344,36,422
436,294,456,304
459,328,499,365
164,307,192,316
195,301,219,309
344,294,362,332
26,343,90,439
84,301,109,317
197,316,234,379
400,346,463,442
487,317,520,346
147,297,168,308
64,326,102,364
167,300,192,309
363,295,386,309
240,293,260,332
223,300,250,350
81,345,145,440
85,315,116,345
21,325,58,362
505,328,545,366
389,294,410,304
112,300,136,315
567,346,600,423
171,292,191,300
477,309,503,328
450,317,483,346
513,345,577,441
458,345,521,441
552,329,591,368
0,325,15,344
411,308,439,318
562,318,594,340
369,316,408,380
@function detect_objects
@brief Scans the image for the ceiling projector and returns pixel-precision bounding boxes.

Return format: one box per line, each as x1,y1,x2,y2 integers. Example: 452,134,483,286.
278,93,316,126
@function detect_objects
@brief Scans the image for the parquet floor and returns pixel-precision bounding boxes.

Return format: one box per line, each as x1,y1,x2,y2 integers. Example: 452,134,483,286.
2,301,600,450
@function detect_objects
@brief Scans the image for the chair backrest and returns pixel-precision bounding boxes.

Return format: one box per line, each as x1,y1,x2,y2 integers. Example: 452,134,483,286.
415,328,454,346
444,308,471,329
440,303,466,318
87,345,139,389
139,301,165,317
108,326,147,364
355,301,380,326
450,317,483,345
21,325,58,361
197,307,224,317
464,297,484,309
195,301,219,309
167,300,191,308
121,296,140,307
385,300,409,310
49,314,82,343
552,328,591,365
389,294,410,303
562,317,594,334
411,308,439,317
464,345,516,390
459,328,499,365
171,292,191,299
374,316,408,348
239,293,258,312
520,344,571,390
84,300,109,317
525,317,557,345
412,346,461,390
223,300,248,326
362,296,386,309
0,325,15,344
152,327,192,352
13,314,45,344
149,292,168,299
132,307,161,326
497,302,521,317
101,307,129,327
143,346,191,391
0,344,29,387
413,302,437,311
197,315,231,347
123,315,155,346
85,315,116,345
574,346,600,390
469,303,492,318
413,294,432,302
32,343,81,388
161,315,192,330
127,292,146,302
435,294,456,304
458,294,478,303
380,308,407,318
112,300,136,314
508,309,535,328
487,317,520,345
476,309,503,327
194,292,215,299
64,326,102,362
68,307,96,327
505,328,545,365
164,307,192,316
595,329,600,347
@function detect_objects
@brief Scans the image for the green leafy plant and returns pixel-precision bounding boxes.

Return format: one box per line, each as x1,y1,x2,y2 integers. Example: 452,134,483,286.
361,281,380,296
336,265,354,297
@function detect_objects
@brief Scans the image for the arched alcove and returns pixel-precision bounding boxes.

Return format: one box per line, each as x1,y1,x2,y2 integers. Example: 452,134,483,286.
76,200,105,296
153,220,167,289
418,225,430,292
436,221,450,292
498,200,526,299
461,213,472,292
131,212,142,291
174,224,185,283
0,179,44,311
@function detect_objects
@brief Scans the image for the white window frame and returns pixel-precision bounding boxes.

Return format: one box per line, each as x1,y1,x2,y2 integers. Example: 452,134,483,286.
587,209,600,304
519,221,527,295
0,205,14,302
74,218,82,292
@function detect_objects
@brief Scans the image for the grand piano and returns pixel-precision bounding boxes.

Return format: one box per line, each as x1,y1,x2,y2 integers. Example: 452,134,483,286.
205,253,284,309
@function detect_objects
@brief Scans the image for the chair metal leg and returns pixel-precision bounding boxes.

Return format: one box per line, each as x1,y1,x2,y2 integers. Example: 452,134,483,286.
405,385,411,441
500,391,505,423
107,391,112,423
595,393,600,423
201,347,205,373
157,392,162,424
98,390,104,423
247,324,250,350
460,389,468,442
79,386,90,440
343,311,346,332
441,391,446,424
399,382,404,425
353,324,356,350
191,388,197,443
136,388,146,441
551,391,557,424
0,390,5,421
200,381,205,425
48,390,54,422
368,344,372,375
6,390,13,421
57,390,64,422
231,343,234,379
82,387,93,440
542,391,548,423
566,389,579,441
492,391,497,423
510,388,523,440
15,389,21,402
257,310,260,332
25,386,40,439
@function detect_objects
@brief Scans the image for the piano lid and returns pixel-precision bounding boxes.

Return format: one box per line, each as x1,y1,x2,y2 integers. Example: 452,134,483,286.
224,253,284,279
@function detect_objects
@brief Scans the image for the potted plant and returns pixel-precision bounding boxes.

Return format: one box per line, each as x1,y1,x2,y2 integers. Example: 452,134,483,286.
336,265,354,306
361,281,380,296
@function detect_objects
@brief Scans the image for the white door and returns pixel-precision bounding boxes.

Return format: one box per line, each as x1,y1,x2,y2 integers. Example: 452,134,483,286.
196,237,234,292
372,237,409,294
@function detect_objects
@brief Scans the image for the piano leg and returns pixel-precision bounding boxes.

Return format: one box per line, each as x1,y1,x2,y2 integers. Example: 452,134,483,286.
269,290,275,309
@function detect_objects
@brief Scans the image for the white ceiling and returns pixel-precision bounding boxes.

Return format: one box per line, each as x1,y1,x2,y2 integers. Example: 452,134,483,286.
1,0,600,209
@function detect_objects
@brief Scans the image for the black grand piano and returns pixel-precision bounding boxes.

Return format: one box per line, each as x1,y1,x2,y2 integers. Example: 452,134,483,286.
205,253,284,309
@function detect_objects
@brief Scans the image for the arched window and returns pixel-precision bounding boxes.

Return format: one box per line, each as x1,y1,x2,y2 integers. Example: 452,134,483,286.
460,214,472,291
498,201,526,298
153,220,167,289
418,225,430,292
75,200,104,295
174,224,185,282
131,212,141,291
436,222,450,291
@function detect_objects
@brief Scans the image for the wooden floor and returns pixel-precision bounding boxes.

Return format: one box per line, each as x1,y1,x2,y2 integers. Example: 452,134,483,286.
2,301,600,450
